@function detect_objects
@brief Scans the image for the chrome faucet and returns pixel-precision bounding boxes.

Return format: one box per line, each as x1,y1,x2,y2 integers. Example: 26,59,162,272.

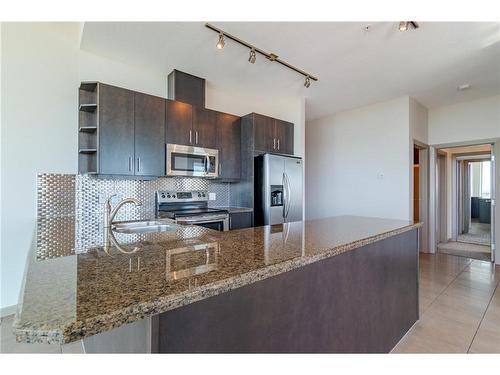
103,194,143,230
103,195,142,255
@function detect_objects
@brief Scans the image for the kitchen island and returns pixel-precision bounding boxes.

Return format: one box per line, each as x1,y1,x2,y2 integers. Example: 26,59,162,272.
13,216,421,353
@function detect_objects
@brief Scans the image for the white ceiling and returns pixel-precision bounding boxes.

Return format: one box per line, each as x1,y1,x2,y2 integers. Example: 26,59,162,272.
80,22,500,121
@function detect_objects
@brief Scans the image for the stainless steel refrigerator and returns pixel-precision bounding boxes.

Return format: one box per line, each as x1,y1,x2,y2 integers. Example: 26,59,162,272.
254,153,303,226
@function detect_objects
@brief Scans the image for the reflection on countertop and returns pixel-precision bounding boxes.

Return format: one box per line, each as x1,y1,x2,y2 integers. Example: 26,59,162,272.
14,215,421,344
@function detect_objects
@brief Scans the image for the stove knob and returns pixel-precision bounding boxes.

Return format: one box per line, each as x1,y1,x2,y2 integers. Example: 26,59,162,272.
202,193,206,197
161,193,166,199
198,193,202,197
166,194,171,199
172,194,176,198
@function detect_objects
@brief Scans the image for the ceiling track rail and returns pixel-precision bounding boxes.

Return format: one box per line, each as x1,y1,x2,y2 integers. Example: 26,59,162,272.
205,23,319,82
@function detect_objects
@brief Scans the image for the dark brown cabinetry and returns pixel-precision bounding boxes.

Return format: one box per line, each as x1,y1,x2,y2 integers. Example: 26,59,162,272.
165,100,193,146
193,108,217,149
167,70,205,108
98,84,135,175
166,101,218,149
134,92,165,176
216,113,241,180
244,113,294,155
229,211,252,230
79,82,166,176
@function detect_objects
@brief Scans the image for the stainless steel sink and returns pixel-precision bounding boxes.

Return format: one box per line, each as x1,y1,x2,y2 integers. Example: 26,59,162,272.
112,219,179,234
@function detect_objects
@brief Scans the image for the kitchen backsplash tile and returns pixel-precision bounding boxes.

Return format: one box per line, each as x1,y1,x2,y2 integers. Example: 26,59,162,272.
36,173,231,258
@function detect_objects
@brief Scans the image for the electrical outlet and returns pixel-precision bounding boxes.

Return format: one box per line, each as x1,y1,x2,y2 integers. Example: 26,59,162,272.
209,193,216,201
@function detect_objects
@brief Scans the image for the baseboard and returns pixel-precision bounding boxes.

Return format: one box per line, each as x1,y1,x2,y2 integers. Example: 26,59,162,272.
0,304,17,318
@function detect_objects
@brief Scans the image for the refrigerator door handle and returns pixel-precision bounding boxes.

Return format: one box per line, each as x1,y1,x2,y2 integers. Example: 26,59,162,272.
282,172,287,219
285,173,292,218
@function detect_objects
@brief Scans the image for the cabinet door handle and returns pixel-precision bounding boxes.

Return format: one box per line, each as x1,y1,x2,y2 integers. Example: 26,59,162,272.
137,157,141,173
277,139,280,151
189,130,192,144
196,131,199,145
219,162,222,176
273,138,276,150
128,157,132,172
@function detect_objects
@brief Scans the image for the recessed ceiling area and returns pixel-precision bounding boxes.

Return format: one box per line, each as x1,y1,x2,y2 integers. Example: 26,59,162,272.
80,22,500,121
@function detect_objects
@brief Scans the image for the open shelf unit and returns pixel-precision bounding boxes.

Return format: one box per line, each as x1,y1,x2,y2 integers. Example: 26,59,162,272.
78,82,99,174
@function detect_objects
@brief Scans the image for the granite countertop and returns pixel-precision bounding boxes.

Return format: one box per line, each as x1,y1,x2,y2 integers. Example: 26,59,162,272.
13,215,421,344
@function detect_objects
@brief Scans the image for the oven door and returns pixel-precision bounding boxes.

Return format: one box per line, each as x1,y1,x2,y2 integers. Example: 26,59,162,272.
176,215,229,231
166,144,219,178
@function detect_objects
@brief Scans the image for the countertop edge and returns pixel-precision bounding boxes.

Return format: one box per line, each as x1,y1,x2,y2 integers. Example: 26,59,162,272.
13,221,422,344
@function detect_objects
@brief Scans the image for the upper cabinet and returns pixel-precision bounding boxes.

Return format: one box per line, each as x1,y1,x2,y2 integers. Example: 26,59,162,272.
193,107,217,149
165,101,218,149
216,113,241,180
134,92,165,176
243,113,294,155
78,82,165,176
167,69,206,108
165,100,193,146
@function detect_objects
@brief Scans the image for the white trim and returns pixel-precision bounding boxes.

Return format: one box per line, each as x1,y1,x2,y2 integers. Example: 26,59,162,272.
0,304,17,318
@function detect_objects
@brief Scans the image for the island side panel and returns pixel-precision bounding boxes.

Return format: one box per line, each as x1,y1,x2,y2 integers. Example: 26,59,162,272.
155,229,419,353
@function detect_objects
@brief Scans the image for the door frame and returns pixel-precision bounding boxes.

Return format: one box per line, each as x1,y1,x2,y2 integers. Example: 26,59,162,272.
412,140,429,252
429,138,497,262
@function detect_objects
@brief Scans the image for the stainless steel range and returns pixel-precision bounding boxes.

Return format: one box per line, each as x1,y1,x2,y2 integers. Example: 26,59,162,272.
156,190,229,231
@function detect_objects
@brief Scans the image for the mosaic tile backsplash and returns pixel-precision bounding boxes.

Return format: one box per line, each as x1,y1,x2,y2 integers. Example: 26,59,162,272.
36,174,231,258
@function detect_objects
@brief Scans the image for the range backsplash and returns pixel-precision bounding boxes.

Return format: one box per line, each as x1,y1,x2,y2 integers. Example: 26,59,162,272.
36,173,231,258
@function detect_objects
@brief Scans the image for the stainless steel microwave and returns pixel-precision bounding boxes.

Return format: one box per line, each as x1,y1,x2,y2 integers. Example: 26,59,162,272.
166,144,219,178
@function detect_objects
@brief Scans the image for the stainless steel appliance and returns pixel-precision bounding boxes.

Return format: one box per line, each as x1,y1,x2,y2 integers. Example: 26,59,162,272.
254,154,303,226
156,190,229,231
166,144,219,178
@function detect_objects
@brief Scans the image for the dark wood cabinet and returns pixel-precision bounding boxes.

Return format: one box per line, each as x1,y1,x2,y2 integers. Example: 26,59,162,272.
168,70,205,108
79,82,166,176
253,113,275,153
134,92,165,176
193,108,217,149
247,113,294,155
216,113,241,180
98,84,135,175
274,119,294,155
229,211,253,230
165,100,193,146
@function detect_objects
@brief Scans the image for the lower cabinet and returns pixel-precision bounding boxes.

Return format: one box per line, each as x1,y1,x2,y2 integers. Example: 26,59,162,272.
229,212,253,230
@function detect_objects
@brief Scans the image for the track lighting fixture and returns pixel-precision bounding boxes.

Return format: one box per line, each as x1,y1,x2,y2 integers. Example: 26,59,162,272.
304,76,311,88
399,21,419,32
205,23,318,87
248,48,256,64
216,33,225,49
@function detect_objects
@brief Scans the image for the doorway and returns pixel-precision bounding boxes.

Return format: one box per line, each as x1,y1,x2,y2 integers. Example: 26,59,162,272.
435,144,494,262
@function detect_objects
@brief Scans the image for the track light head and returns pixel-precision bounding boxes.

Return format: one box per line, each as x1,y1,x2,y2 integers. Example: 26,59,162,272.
216,33,225,49
304,76,311,88
248,48,256,64
399,21,419,32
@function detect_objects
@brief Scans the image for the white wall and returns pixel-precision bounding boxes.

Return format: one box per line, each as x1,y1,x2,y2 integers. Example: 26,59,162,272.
305,96,411,221
429,95,500,146
0,22,306,311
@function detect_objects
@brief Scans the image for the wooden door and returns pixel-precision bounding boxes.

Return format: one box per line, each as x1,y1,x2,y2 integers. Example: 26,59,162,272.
98,84,135,175
193,108,217,149
216,113,241,180
134,92,166,176
165,100,193,146
253,113,275,153
274,119,294,155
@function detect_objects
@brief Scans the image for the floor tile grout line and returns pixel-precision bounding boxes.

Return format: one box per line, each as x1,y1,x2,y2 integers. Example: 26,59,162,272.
467,281,499,353
419,258,473,316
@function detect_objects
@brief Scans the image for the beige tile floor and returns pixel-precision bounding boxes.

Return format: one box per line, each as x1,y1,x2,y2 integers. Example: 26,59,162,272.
393,253,500,353
1,253,499,353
